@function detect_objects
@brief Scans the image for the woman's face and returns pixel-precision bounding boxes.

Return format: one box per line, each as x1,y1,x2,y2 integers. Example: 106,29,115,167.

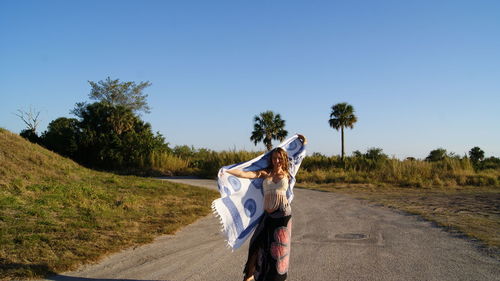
272,150,285,169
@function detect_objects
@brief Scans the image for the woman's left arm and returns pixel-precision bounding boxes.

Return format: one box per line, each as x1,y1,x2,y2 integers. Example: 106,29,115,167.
226,169,267,179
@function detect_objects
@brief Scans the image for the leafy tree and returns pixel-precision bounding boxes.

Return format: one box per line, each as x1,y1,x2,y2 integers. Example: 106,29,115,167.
173,145,197,159
328,102,357,160
72,77,152,117
349,147,388,170
41,117,80,158
250,110,288,151
352,150,363,158
75,102,167,169
29,77,169,174
468,147,485,165
352,148,388,160
425,148,448,162
365,147,388,161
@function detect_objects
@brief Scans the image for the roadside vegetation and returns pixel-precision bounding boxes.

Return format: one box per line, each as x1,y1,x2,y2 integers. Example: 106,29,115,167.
298,148,499,187
0,128,218,280
147,146,500,188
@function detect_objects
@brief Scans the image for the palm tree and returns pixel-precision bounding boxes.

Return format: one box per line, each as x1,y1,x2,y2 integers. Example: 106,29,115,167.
328,103,357,160
250,110,288,151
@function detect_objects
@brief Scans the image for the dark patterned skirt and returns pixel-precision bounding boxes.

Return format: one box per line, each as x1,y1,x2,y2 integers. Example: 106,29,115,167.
243,207,292,281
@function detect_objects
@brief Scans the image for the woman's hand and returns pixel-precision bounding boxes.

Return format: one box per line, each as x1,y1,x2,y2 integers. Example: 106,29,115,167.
297,134,307,145
218,168,226,178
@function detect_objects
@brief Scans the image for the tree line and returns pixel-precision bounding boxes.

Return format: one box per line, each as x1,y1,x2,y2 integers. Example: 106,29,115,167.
17,77,499,175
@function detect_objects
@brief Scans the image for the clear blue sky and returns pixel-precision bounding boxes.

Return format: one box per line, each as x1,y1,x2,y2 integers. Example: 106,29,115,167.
1,0,499,159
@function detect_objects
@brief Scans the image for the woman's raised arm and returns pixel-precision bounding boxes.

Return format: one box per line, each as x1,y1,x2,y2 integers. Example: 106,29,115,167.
226,169,268,179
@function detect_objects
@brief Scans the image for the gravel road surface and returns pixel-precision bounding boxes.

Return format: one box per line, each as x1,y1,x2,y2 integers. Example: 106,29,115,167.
46,178,500,281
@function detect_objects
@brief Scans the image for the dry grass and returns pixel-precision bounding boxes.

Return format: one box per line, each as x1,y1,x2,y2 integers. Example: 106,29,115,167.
145,148,500,188
0,128,219,280
297,182,500,256
297,157,499,188
142,150,192,176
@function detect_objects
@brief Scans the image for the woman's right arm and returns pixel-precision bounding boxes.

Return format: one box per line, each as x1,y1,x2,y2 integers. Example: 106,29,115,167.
226,169,268,179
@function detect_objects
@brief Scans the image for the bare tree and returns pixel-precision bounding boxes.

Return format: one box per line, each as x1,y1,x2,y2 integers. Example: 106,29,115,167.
15,106,42,133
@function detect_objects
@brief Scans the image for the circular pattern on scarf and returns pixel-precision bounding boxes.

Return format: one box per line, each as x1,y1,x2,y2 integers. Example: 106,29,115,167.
244,199,256,217
252,178,263,189
286,140,297,151
223,186,231,196
251,178,264,196
286,140,301,156
228,176,241,191
252,156,270,169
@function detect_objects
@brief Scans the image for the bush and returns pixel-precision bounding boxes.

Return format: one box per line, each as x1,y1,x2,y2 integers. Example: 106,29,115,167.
426,148,448,162
20,129,41,144
480,157,500,170
466,175,497,186
41,117,80,158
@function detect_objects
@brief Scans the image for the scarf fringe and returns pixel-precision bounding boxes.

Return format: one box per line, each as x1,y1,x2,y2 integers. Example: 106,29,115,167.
211,201,224,231
212,200,235,251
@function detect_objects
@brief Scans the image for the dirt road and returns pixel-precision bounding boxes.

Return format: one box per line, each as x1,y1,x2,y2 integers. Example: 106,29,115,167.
47,178,500,281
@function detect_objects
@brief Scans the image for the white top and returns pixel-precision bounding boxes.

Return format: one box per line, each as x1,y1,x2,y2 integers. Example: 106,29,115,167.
263,176,289,212
263,176,288,193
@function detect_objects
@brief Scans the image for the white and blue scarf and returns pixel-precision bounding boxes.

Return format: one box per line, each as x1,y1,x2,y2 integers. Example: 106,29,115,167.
212,134,306,250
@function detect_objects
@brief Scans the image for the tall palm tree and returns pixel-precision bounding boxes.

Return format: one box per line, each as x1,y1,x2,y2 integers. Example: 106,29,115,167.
250,110,288,151
329,103,357,160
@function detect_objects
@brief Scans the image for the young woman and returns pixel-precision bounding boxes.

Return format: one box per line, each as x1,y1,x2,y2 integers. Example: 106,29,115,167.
227,135,306,281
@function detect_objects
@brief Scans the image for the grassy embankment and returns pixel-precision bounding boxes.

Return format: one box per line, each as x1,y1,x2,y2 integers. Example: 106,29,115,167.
0,128,218,280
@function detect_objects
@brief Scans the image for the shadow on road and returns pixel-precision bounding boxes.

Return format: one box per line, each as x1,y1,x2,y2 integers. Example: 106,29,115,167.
48,275,172,281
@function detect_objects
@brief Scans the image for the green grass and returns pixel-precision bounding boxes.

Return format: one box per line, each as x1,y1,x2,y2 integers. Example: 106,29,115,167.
297,182,500,257
0,128,219,280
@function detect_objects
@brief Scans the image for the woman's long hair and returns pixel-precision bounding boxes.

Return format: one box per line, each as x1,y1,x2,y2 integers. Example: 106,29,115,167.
266,147,291,179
